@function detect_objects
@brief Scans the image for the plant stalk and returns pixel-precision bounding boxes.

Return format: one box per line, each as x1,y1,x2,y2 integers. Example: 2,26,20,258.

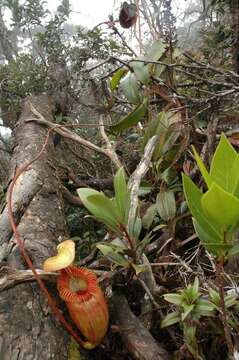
215,256,234,356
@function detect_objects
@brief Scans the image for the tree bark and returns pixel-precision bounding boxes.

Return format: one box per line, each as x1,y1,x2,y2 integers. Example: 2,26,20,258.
0,94,70,359
113,294,170,360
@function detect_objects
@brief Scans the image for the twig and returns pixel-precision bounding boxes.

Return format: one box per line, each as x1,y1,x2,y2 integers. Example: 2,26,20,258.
127,135,158,235
62,186,83,207
170,252,193,272
77,248,99,267
111,28,137,56
177,234,198,248
27,103,121,169
138,277,160,309
0,266,108,291
99,115,122,169
0,267,58,291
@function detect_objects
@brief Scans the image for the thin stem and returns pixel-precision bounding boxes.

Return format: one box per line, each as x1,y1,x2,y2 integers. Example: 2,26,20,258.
215,257,234,356
120,224,137,263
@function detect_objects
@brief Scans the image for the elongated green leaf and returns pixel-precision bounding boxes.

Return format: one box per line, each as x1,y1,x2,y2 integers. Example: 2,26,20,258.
130,59,150,85
153,63,165,79
193,219,228,256
132,216,142,240
157,190,176,221
231,156,239,197
109,98,147,134
143,111,178,162
161,312,181,328
119,71,141,104
110,68,128,91
182,174,222,244
145,39,166,61
113,167,128,223
77,188,120,232
132,263,148,275
194,299,215,316
224,293,237,308
208,288,220,308
201,183,239,228
97,244,129,267
192,146,212,188
227,243,239,258
142,204,157,229
191,277,199,300
210,133,238,193
163,293,182,305
181,304,195,321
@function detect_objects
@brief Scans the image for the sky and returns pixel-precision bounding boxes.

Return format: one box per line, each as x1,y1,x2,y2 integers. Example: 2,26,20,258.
48,0,117,28
47,0,189,28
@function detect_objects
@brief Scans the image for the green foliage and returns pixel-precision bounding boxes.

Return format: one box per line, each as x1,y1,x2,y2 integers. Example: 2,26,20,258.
74,27,123,63
35,16,69,64
162,278,215,359
156,189,176,222
143,111,180,163
113,167,129,224
183,134,239,258
77,187,122,234
96,240,129,268
77,167,129,236
109,98,148,134
57,0,71,18
4,0,48,27
110,68,127,91
119,72,141,105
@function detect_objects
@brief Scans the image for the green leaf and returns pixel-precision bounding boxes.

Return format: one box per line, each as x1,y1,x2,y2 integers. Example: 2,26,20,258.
119,71,141,104
208,288,220,308
227,243,239,258
145,39,166,61
191,277,199,300
97,244,129,267
192,146,212,188
161,311,181,328
132,216,142,240
181,304,195,321
153,63,166,79
152,224,166,231
77,188,120,233
142,204,157,229
163,293,182,305
113,167,128,223
156,190,176,221
182,174,222,245
132,263,148,275
130,59,150,85
224,293,237,308
110,68,127,91
109,98,147,134
231,156,239,197
193,219,228,256
210,133,238,193
194,299,215,316
143,112,174,160
201,183,239,229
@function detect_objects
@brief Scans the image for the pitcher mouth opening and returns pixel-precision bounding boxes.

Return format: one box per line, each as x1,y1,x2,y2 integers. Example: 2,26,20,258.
57,265,98,303
69,276,88,293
